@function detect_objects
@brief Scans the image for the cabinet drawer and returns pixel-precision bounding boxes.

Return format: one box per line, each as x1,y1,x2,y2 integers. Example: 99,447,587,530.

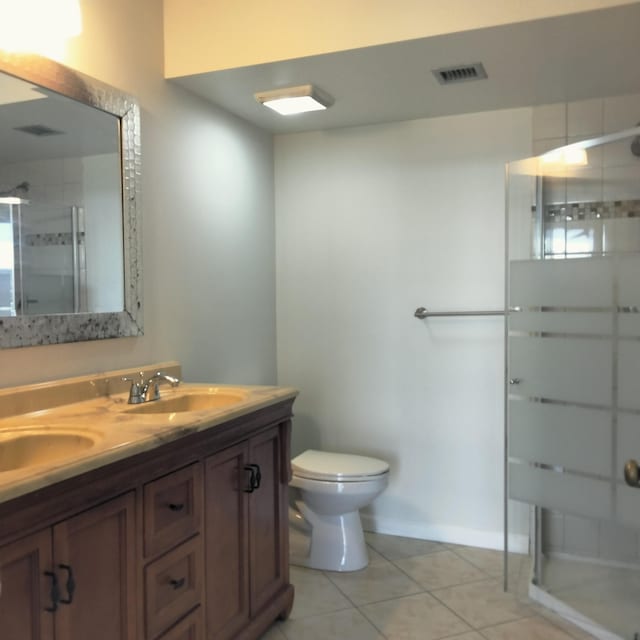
144,463,202,557
145,535,203,640
158,606,203,640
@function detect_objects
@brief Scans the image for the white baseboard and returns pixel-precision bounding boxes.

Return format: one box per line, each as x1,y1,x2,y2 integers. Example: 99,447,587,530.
361,514,529,554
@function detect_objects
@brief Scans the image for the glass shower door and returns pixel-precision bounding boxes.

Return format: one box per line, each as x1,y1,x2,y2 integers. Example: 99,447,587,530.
506,128,640,640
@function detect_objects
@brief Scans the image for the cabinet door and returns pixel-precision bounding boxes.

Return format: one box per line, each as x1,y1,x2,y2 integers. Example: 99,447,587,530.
0,529,54,640
53,492,136,640
159,606,203,640
205,442,250,640
248,425,286,615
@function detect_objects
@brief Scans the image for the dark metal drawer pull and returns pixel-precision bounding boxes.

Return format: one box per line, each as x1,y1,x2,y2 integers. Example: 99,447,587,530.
168,502,185,512
44,571,60,612
250,464,262,489
58,564,76,604
169,577,185,590
243,465,256,493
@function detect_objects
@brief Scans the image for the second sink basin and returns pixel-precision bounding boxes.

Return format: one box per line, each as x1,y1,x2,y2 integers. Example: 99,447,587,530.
0,429,101,472
126,389,248,415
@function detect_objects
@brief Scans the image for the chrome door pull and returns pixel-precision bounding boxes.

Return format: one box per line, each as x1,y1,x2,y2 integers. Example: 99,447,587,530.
509,378,522,385
624,459,640,488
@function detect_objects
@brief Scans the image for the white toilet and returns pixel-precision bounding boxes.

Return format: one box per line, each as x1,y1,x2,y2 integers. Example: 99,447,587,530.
289,449,389,572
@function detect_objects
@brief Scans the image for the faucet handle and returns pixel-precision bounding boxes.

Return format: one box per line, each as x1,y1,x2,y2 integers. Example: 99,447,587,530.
122,375,144,404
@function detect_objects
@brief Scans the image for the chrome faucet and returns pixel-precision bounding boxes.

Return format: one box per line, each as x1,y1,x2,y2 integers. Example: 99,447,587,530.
122,371,181,404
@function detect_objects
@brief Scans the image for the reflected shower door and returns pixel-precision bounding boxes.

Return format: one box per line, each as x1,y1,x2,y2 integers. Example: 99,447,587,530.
19,204,86,315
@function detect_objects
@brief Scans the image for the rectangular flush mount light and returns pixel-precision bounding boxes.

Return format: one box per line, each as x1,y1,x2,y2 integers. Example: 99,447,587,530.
254,84,333,116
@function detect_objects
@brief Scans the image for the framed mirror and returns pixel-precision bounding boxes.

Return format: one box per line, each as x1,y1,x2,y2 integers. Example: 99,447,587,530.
0,49,142,348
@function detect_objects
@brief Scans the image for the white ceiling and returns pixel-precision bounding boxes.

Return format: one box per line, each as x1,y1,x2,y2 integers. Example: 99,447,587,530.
0,78,118,164
171,3,640,134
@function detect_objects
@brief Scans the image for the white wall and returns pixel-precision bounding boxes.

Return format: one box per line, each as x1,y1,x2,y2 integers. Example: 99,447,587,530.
275,109,532,549
0,0,277,387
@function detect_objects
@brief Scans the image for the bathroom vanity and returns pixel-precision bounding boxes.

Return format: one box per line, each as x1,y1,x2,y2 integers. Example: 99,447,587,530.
0,363,296,640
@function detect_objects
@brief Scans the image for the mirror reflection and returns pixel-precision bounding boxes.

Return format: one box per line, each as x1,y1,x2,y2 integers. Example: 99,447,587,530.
0,72,123,317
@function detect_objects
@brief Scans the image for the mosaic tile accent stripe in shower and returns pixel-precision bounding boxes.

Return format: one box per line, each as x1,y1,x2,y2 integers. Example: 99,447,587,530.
24,231,85,246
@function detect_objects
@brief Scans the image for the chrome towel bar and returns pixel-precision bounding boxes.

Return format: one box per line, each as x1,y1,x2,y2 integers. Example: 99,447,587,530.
414,307,505,319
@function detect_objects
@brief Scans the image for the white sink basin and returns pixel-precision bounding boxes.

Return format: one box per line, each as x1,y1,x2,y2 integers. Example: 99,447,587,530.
125,389,248,414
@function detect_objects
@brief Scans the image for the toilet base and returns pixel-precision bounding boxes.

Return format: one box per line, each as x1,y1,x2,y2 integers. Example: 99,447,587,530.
290,509,369,572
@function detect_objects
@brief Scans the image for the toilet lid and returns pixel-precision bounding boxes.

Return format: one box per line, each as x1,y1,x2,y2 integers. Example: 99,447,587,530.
291,450,389,481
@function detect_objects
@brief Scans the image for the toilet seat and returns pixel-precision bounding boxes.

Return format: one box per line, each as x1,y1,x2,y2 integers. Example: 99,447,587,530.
291,450,389,482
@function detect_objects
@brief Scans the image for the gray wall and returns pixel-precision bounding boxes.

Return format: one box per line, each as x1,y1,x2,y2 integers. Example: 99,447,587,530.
0,0,277,387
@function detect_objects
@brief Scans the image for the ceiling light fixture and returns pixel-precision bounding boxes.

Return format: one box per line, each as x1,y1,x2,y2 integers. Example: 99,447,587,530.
254,84,333,116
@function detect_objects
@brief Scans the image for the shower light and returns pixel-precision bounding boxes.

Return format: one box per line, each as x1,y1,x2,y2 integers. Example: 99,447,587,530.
541,146,588,166
0,197,28,205
254,84,333,116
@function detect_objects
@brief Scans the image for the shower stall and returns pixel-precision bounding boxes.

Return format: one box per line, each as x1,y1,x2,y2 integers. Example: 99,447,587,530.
0,196,87,316
506,126,640,640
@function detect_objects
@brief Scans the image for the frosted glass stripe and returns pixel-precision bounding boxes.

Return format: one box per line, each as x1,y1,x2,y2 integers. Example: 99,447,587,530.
510,258,613,308
509,336,612,406
509,462,612,520
617,342,640,410
509,311,611,335
617,415,640,482
616,485,640,529
618,254,640,307
509,400,611,477
618,315,640,338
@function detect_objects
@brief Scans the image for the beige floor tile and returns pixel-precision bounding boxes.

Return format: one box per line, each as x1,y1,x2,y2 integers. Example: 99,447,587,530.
365,531,445,560
433,578,533,628
366,544,387,565
479,616,578,640
326,560,423,605
452,546,527,579
445,634,486,640
280,608,385,640
360,592,471,640
395,550,489,590
259,622,288,639
288,566,353,619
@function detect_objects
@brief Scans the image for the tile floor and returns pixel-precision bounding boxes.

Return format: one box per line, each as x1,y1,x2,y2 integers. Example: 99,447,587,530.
260,533,598,640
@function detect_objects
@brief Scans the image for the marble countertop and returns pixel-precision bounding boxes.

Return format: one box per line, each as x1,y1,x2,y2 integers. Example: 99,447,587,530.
0,378,298,504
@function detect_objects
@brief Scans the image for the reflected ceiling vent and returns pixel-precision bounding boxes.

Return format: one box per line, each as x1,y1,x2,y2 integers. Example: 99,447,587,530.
432,63,488,85
13,124,65,137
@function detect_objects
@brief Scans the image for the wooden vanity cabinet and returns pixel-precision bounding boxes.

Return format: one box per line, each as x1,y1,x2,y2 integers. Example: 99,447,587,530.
0,399,294,640
0,493,136,640
205,424,290,640
0,529,54,640
52,493,137,640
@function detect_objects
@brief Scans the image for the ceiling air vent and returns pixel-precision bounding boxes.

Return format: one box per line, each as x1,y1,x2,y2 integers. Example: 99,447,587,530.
432,63,488,85
13,124,65,137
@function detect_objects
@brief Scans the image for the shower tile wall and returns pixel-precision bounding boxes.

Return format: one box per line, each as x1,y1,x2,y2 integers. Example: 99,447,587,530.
533,91,640,568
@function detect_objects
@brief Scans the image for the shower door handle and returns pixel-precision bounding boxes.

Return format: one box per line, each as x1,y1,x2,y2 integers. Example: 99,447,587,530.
623,459,640,488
